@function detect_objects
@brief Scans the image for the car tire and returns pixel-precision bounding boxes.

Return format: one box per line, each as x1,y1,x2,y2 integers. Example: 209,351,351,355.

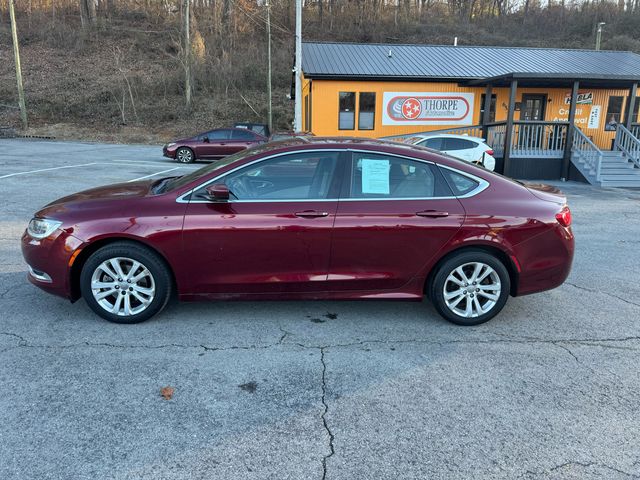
176,147,195,163
430,250,510,326
80,241,173,324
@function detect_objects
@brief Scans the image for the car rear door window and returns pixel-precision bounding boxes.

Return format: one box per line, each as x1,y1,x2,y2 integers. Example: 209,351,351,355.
232,129,258,140
441,138,477,151
348,153,447,199
419,137,444,150
218,152,340,200
439,168,480,196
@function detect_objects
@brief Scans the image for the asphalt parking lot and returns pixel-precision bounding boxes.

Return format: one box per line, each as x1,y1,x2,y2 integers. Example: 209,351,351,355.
1,138,639,479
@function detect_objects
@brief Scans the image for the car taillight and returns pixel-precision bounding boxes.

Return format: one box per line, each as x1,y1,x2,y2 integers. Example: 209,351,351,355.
555,206,572,227
485,149,494,156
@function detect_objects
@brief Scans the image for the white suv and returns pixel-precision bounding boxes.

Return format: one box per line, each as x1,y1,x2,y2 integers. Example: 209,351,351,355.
403,134,496,171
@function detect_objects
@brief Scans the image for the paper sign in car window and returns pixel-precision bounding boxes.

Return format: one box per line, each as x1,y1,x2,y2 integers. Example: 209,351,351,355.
361,159,390,194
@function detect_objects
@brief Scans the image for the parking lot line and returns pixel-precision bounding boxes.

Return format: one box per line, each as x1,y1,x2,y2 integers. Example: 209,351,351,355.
127,167,181,182
0,163,99,180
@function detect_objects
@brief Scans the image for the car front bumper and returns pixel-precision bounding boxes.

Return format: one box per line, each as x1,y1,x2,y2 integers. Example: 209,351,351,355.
163,145,177,159
21,229,84,300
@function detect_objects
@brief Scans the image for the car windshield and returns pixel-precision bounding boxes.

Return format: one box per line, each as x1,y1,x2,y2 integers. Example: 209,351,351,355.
162,142,282,192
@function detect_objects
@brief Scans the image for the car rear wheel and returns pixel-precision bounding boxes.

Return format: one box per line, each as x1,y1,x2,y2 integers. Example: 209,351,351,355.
430,250,510,326
176,147,194,163
80,242,173,324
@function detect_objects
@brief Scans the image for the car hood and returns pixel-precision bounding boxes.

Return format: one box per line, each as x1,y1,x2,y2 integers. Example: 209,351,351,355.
37,180,154,218
523,182,566,205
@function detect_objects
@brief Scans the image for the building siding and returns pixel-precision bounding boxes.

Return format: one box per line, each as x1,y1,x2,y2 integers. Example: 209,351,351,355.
304,79,636,150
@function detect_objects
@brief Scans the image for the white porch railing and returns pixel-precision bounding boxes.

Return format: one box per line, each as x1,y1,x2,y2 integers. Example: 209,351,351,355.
380,125,484,142
572,126,603,182
382,120,570,160
615,124,640,168
509,122,568,158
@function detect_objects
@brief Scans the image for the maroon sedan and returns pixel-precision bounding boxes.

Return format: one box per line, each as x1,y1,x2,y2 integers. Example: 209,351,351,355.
163,127,266,163
22,138,574,326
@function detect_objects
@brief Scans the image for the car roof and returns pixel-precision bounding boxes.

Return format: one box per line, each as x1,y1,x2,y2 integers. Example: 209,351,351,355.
410,133,486,143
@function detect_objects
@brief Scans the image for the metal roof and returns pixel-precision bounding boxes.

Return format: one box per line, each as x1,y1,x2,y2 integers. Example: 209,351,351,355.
301,42,640,82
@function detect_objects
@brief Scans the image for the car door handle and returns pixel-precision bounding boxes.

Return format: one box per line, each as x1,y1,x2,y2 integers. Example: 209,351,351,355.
295,210,329,218
416,210,449,218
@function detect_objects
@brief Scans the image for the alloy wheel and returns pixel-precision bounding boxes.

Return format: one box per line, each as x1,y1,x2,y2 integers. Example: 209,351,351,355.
443,262,501,318
177,148,193,163
90,257,156,317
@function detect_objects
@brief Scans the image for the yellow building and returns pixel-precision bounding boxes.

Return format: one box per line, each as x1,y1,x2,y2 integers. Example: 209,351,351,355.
299,42,640,185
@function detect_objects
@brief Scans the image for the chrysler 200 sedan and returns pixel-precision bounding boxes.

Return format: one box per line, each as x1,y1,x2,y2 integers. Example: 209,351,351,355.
163,128,266,163
22,138,574,326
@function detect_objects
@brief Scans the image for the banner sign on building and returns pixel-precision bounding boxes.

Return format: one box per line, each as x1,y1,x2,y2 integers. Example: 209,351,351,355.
382,92,475,126
588,105,601,129
564,92,593,105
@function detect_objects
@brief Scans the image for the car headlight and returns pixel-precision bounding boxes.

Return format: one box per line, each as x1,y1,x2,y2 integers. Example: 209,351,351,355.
27,218,63,239
166,142,176,148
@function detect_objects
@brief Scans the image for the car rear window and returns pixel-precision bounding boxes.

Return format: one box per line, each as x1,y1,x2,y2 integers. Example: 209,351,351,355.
439,168,480,196
441,138,478,151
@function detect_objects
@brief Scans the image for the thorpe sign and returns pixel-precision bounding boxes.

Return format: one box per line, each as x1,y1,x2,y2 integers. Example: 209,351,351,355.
382,92,475,126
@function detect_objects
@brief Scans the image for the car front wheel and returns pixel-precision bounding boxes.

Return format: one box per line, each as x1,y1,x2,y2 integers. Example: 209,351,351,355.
176,147,195,163
80,242,173,324
430,250,510,326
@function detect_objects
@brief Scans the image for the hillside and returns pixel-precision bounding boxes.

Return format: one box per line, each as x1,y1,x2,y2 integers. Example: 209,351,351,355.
2,0,640,144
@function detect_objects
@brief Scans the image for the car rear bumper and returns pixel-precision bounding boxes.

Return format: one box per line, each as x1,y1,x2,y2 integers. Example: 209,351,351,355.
21,229,83,300
513,223,575,296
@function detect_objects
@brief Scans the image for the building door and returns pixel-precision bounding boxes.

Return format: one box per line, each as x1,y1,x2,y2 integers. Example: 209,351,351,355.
521,94,546,121
520,94,547,151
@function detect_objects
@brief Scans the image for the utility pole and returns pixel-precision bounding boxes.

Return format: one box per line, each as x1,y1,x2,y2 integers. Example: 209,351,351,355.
9,0,28,130
294,0,302,132
266,0,273,133
182,0,192,111
595,22,605,50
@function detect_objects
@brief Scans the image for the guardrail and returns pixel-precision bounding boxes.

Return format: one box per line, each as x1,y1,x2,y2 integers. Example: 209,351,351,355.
572,126,603,182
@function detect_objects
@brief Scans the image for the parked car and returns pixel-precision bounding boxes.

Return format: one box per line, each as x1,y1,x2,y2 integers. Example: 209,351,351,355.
163,128,266,163
403,134,496,171
22,138,573,326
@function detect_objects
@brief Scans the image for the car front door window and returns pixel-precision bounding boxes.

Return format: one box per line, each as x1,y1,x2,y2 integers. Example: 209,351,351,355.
218,152,340,200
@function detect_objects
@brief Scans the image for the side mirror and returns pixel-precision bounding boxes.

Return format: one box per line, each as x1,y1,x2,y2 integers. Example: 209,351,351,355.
205,183,230,201
202,137,210,143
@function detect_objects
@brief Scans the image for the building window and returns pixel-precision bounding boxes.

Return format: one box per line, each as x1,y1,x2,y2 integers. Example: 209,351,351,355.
339,92,355,130
358,92,376,130
480,94,496,123
605,96,623,131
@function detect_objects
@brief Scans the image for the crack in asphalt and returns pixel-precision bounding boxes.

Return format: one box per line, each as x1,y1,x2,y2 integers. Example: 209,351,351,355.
565,282,640,308
319,347,335,480
525,460,637,477
2,332,640,354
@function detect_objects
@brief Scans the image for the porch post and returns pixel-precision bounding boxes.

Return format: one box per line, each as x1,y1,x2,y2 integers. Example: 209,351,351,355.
562,80,579,181
625,83,638,129
481,84,493,139
502,79,517,176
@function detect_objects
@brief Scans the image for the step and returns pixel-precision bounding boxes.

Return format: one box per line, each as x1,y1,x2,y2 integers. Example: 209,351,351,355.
599,174,640,181
600,180,640,187
600,163,635,169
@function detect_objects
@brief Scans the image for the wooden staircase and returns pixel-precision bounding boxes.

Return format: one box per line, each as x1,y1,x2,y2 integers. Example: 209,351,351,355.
571,127,640,187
